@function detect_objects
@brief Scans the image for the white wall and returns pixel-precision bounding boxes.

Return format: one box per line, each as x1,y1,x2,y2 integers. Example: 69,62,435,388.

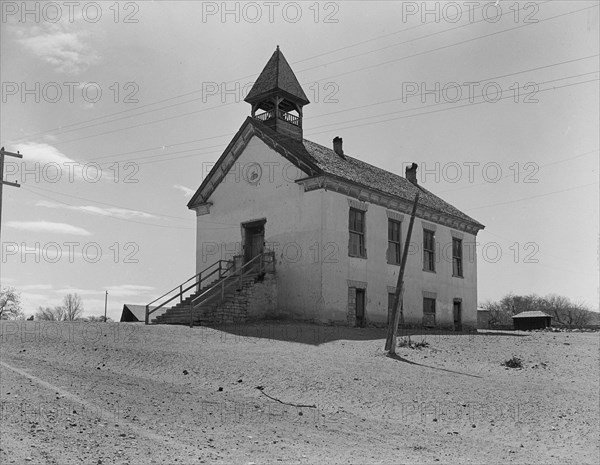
319,190,478,327
195,136,324,319
196,136,479,327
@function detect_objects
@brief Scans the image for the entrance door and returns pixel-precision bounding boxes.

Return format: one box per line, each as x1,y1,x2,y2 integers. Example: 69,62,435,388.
243,220,265,263
453,300,462,331
355,289,366,328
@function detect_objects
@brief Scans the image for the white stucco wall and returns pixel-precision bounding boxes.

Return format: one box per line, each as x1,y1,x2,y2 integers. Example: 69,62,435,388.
195,136,479,327
195,136,325,319
318,190,478,327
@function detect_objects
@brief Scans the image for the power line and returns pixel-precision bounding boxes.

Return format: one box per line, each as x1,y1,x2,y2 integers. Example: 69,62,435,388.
480,230,596,277
310,4,598,84
465,182,598,211
305,54,598,122
21,186,201,231
78,61,598,167
10,2,494,142
110,76,599,168
22,184,239,227
305,71,599,133
68,54,595,166
295,1,552,75
306,77,599,137
436,149,599,194
18,1,587,146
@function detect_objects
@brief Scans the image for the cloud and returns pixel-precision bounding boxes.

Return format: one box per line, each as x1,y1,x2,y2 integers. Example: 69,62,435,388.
20,284,54,291
1,243,114,263
106,285,155,297
36,200,157,220
174,184,195,196
53,287,98,295
12,142,122,183
5,221,91,236
14,142,76,166
17,23,100,74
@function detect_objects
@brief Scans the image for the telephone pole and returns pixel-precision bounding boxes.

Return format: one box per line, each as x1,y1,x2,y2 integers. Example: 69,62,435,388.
0,147,23,285
385,192,419,355
104,290,108,322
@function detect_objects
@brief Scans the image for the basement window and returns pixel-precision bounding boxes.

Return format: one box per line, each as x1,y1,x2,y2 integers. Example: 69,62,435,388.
349,208,366,258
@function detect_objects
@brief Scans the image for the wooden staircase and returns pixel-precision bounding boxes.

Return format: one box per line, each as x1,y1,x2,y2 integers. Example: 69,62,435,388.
145,252,275,326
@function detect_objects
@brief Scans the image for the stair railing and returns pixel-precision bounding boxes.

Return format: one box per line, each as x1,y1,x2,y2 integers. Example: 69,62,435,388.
186,251,275,326
145,259,234,324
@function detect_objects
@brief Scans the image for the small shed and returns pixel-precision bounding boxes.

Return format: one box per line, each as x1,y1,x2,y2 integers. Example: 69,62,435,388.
477,307,490,329
512,311,552,330
120,304,165,322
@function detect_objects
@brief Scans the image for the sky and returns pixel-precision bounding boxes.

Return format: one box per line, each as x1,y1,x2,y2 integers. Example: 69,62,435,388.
0,0,598,320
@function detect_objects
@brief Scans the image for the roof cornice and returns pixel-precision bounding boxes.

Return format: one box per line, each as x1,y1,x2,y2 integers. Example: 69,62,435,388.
296,174,485,235
187,118,321,210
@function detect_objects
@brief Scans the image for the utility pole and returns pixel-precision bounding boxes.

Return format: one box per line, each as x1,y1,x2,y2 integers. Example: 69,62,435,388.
104,290,108,322
385,192,419,355
0,147,23,285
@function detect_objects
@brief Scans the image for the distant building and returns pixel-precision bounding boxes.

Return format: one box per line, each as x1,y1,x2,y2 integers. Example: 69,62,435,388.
477,307,490,329
161,47,486,328
512,311,552,330
121,304,164,322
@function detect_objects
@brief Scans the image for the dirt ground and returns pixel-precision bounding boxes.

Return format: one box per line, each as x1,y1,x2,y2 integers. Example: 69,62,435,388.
0,321,598,464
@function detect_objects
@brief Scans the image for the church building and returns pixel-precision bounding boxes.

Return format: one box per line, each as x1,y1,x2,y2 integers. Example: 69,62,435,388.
182,47,485,329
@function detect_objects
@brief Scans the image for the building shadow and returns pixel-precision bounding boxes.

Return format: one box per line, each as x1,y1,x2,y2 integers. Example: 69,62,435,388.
190,321,528,346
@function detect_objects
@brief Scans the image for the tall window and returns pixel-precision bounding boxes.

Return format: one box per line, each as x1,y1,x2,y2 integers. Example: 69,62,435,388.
349,208,366,257
387,220,402,265
423,229,435,272
452,237,463,277
423,297,436,326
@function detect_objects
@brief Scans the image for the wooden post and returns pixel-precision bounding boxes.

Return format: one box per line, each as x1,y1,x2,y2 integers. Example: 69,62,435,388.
179,285,183,303
104,291,108,322
0,147,23,259
145,305,149,325
385,192,420,354
189,302,193,328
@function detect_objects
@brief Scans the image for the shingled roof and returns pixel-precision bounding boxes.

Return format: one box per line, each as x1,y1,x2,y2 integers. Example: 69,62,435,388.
512,311,552,319
188,117,485,232
120,304,165,322
244,47,310,105
299,138,483,227
250,118,483,228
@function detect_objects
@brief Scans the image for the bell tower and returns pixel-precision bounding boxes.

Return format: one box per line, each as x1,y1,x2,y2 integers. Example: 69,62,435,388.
244,46,310,140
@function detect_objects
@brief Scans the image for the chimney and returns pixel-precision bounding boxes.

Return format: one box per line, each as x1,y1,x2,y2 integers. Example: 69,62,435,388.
405,163,418,185
333,136,345,158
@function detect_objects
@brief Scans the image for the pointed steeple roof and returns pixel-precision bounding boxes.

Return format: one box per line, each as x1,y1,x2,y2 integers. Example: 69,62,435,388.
244,46,310,105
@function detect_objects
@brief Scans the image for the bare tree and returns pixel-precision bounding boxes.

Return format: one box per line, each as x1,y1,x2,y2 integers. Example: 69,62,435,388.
35,306,66,321
539,294,591,328
485,293,594,329
85,315,113,322
63,293,83,321
0,287,23,320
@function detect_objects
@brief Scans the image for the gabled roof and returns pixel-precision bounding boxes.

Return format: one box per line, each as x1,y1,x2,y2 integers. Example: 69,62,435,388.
512,311,552,319
297,139,483,228
244,47,310,105
120,304,165,322
188,117,485,233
